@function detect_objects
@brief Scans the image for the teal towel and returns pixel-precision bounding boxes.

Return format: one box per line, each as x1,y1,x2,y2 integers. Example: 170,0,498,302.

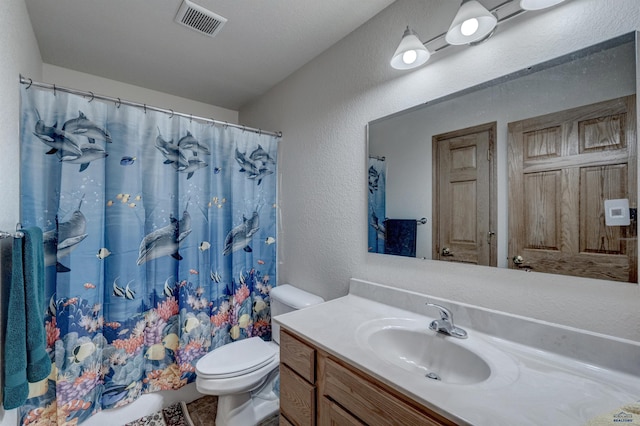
4,236,29,409
3,227,50,410
23,227,50,383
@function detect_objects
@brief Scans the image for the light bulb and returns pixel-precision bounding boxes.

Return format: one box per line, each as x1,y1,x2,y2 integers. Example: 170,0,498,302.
460,18,479,36
402,50,418,65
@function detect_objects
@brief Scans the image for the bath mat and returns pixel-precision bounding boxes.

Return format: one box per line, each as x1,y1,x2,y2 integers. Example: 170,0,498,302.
127,396,279,426
125,401,195,426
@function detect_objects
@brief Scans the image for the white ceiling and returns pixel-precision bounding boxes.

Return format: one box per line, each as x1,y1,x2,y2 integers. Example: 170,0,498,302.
24,0,395,110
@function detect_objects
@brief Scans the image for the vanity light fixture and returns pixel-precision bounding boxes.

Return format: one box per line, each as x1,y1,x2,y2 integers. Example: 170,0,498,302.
390,26,431,70
390,0,568,71
445,0,497,45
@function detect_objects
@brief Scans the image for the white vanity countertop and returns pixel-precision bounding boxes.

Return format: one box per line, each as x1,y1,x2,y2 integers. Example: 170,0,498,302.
274,280,640,426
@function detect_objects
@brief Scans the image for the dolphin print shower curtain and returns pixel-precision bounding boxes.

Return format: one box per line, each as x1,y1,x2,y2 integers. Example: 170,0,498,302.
368,157,386,254
18,85,278,424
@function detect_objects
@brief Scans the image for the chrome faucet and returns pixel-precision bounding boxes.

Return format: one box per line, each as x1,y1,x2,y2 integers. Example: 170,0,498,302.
426,303,467,339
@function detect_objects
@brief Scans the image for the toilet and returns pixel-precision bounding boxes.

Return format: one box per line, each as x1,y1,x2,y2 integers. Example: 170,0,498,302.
195,284,324,426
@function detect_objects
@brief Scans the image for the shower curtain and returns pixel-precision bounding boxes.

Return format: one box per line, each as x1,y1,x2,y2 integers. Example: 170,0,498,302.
18,85,278,424
368,157,386,254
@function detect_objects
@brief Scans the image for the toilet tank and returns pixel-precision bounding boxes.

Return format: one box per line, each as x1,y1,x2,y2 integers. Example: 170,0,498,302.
270,284,324,344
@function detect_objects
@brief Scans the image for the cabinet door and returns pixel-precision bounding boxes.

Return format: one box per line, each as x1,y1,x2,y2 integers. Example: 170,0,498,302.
319,397,365,426
280,364,316,426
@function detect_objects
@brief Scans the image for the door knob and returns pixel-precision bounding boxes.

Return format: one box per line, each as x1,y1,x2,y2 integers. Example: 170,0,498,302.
512,255,524,265
442,247,454,256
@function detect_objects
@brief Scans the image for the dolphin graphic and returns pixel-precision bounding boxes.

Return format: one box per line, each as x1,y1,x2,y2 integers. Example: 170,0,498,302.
33,115,83,157
43,197,89,272
171,157,208,180
177,131,210,156
249,145,275,164
155,130,189,167
223,211,260,255
370,211,385,241
137,210,192,265
235,147,272,184
58,144,108,172
368,165,380,194
62,111,112,144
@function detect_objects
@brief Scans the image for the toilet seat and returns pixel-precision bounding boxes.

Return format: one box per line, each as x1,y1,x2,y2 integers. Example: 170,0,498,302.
196,337,277,379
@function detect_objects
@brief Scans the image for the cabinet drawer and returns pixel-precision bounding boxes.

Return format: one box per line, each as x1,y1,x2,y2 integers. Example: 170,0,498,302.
279,414,294,426
323,357,453,426
281,329,316,383
319,396,365,426
280,364,316,426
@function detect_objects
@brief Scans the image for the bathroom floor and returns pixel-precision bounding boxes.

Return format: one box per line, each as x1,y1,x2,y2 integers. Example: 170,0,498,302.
186,396,279,426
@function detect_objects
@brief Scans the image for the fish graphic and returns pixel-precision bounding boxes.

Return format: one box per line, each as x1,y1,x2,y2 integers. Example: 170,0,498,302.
182,317,200,333
124,281,136,300
43,198,88,272
210,271,221,283
223,211,260,255
62,111,112,144
69,342,96,364
113,277,126,297
32,113,83,158
265,236,276,245
199,241,211,251
136,210,192,265
97,247,111,259
163,276,174,298
162,333,179,351
177,131,210,156
144,343,166,361
120,156,136,166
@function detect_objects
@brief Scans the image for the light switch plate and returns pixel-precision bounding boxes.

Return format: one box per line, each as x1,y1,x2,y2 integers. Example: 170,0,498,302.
604,198,630,226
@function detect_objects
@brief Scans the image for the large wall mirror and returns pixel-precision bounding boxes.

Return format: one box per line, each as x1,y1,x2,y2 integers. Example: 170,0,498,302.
367,32,639,283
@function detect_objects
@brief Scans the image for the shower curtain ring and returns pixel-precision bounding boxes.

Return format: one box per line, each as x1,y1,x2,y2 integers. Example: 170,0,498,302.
190,114,193,123
210,118,215,127
259,129,262,135
53,84,57,96
242,126,246,132
169,110,174,118
88,91,94,102
116,98,121,108
224,121,228,129
144,104,147,113
26,78,33,90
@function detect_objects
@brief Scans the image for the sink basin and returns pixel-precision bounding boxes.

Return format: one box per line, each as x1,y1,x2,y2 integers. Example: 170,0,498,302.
365,326,491,385
356,317,518,386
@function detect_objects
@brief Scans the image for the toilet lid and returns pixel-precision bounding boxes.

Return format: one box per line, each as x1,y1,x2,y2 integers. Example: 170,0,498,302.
196,337,277,379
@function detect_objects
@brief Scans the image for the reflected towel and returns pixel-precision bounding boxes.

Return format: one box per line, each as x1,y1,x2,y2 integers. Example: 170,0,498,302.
384,219,417,257
3,227,50,410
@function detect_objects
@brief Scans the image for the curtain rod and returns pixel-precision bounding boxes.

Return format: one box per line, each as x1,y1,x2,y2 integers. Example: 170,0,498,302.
19,75,282,138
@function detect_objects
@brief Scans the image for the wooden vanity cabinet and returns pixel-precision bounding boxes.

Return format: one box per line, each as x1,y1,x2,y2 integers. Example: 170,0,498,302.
279,328,457,426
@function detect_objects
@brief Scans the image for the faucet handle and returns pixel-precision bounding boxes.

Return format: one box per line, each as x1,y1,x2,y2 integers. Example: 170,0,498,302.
426,302,452,321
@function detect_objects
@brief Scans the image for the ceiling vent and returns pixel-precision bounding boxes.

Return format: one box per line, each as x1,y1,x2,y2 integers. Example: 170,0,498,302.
174,0,227,38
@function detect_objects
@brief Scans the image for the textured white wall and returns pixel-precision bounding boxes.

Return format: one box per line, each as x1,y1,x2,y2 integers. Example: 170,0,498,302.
0,0,42,423
241,0,640,341
43,65,239,124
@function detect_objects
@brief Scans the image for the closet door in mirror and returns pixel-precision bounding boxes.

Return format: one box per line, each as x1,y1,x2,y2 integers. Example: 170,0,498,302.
508,95,637,282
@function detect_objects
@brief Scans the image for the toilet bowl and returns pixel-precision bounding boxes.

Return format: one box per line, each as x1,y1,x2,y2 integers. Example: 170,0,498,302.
195,284,323,426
